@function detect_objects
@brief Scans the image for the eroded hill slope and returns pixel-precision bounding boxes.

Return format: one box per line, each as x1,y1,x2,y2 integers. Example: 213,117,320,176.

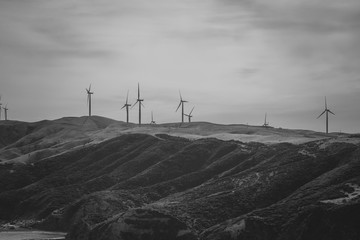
0,118,360,240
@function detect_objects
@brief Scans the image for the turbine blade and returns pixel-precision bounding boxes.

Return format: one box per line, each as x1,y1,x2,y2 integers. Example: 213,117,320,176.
189,107,194,115
89,84,92,91
126,90,129,104
317,110,326,119
328,110,335,115
175,101,181,112
131,100,139,109
121,104,126,110
141,102,145,108
138,83,140,98
325,96,327,109
179,90,184,102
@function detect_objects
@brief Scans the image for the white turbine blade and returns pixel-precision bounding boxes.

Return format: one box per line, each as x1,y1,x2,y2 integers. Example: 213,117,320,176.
141,102,145,108
138,83,140,98
189,107,194,115
131,100,139,109
328,110,335,115
317,110,326,119
89,84,92,91
325,96,327,109
126,90,129,104
175,101,182,112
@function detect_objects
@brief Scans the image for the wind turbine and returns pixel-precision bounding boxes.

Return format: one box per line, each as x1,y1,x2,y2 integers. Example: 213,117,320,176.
184,106,194,123
86,84,94,116
132,83,144,125
121,90,131,123
150,111,156,124
176,91,188,123
0,95,2,120
317,96,335,134
3,104,8,121
263,113,269,127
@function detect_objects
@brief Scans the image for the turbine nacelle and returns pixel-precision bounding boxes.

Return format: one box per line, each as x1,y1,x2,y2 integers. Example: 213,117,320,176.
184,107,194,122
150,111,156,124
317,96,335,134
3,104,8,120
263,113,269,127
176,91,187,112
85,84,94,116
86,84,93,95
132,99,145,109
175,90,189,123
132,83,144,125
121,103,131,109
121,90,132,110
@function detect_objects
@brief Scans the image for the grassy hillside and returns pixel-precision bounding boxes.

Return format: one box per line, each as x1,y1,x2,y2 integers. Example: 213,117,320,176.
0,117,359,240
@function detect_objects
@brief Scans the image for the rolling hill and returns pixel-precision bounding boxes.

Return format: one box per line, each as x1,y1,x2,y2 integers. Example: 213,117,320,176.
1,116,360,240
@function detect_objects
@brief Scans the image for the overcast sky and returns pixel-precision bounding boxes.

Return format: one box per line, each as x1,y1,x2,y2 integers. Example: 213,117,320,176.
0,0,359,133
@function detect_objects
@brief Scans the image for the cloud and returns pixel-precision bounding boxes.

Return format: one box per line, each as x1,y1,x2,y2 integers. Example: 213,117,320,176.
0,0,359,132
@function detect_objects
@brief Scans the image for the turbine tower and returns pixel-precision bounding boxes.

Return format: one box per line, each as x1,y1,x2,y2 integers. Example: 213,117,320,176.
317,96,335,134
176,91,188,123
150,111,156,124
86,84,94,116
121,90,131,123
3,104,8,121
132,83,144,125
184,106,194,123
263,113,269,127
0,96,2,120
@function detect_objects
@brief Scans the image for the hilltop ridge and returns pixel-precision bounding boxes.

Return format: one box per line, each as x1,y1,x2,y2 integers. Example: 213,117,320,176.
0,116,353,165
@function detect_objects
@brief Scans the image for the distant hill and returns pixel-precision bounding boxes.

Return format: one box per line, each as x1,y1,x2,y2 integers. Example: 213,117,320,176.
0,117,360,240
0,116,120,164
0,116,347,165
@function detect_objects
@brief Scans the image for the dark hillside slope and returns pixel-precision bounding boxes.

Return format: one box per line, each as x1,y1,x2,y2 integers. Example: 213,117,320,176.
0,116,119,164
0,133,187,219
0,122,359,240
76,140,360,240
0,120,39,149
